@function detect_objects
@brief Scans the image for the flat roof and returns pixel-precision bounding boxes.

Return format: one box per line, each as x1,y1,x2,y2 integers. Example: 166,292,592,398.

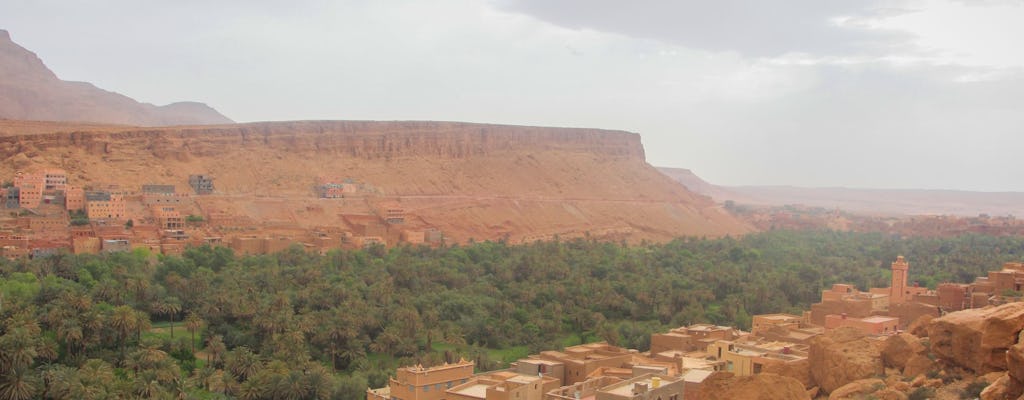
601,376,680,397
521,359,563,366
681,369,714,383
450,383,489,399
861,316,898,323
755,314,800,321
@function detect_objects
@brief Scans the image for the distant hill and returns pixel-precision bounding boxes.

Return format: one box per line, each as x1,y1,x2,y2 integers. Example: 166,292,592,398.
0,29,232,126
0,120,753,243
657,167,1024,217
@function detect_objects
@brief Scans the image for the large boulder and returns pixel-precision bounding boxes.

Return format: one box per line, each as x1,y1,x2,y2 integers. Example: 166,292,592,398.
928,302,1024,373
699,372,811,400
761,357,812,388
881,333,926,370
980,374,1024,400
907,314,933,338
1007,331,1024,382
809,327,884,393
827,378,885,400
902,354,936,379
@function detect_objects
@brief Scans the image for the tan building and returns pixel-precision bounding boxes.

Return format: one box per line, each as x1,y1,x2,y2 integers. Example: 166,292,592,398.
750,314,802,336
535,343,635,385
545,376,623,400
151,205,184,230
823,314,898,335
594,374,683,400
649,324,739,354
367,360,475,400
65,186,85,212
85,191,126,220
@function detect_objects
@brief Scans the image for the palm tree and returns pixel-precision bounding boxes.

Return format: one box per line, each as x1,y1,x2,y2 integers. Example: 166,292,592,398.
225,347,262,382
154,297,182,339
109,305,138,355
205,335,227,368
184,312,203,354
55,320,83,357
0,368,39,400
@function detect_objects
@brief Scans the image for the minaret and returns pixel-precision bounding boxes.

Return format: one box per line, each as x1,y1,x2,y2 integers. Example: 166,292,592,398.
891,256,909,304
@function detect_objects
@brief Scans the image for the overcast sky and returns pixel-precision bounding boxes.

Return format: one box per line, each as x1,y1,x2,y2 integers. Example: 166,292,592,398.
2,0,1023,191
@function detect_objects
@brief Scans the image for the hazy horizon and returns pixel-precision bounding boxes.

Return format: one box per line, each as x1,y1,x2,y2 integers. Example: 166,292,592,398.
2,0,1022,192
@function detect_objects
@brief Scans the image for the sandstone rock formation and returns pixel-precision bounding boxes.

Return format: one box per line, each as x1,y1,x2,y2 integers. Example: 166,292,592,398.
762,357,811,388
827,378,885,400
928,302,1024,373
980,374,1024,400
0,120,753,243
907,314,934,338
699,372,810,400
0,29,231,126
902,354,936,379
1008,331,1024,383
809,326,884,394
881,333,927,371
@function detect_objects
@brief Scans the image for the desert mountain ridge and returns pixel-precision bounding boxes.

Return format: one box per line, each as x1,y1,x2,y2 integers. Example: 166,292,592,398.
0,28,232,126
0,119,752,245
658,167,1024,217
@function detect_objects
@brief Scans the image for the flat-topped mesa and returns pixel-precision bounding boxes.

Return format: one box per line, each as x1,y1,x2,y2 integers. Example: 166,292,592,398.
0,120,646,161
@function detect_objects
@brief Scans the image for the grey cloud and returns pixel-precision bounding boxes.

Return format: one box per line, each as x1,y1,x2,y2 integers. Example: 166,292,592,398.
494,0,915,57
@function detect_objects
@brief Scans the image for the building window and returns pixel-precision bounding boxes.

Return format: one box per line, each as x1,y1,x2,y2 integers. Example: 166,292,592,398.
409,385,414,393
447,382,453,389
424,386,429,392
436,384,442,391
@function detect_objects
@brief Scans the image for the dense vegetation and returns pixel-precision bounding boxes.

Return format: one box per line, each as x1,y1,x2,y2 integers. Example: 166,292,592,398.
2,231,1024,399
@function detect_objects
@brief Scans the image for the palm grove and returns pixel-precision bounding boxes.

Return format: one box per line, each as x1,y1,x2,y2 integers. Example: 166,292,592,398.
1,231,1023,399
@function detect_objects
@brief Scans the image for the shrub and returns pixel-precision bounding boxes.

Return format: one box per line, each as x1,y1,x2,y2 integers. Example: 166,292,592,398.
961,381,988,399
909,387,935,400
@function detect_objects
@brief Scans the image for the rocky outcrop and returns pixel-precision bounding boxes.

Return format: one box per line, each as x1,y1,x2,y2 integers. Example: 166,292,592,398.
700,372,810,400
980,374,1024,400
762,357,811,388
1008,331,1024,383
0,29,232,126
0,120,646,162
907,315,934,338
809,327,884,394
0,119,753,244
902,354,936,379
881,333,926,370
827,378,885,400
928,302,1024,373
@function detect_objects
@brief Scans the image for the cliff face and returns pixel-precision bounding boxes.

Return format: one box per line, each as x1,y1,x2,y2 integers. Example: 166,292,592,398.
0,120,644,160
0,120,752,243
0,29,232,126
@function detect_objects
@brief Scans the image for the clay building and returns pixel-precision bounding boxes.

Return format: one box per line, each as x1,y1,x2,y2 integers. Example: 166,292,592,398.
649,324,739,354
595,374,683,400
4,187,19,209
85,191,126,220
378,202,406,225
366,359,475,400
150,205,184,230
446,372,560,400
545,376,623,400
188,175,214,195
534,343,636,385
823,314,898,335
65,186,85,212
142,184,189,205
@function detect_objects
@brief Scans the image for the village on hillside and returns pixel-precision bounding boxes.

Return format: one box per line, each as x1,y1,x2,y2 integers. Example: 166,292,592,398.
367,259,1024,400
0,168,444,259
